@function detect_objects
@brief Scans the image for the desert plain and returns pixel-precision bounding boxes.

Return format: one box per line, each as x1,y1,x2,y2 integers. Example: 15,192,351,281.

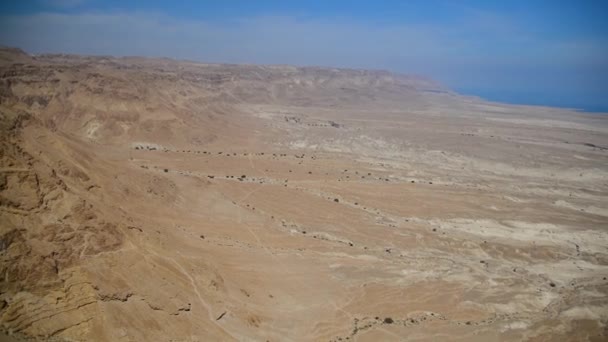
0,47,607,341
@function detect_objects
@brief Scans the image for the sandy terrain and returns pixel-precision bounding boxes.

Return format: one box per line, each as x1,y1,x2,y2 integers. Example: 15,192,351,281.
1,47,607,341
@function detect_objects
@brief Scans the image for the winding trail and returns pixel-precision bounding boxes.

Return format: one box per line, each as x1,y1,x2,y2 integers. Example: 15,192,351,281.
131,242,240,341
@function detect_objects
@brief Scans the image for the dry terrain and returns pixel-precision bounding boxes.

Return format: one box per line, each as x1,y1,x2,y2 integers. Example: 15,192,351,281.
1,47,607,341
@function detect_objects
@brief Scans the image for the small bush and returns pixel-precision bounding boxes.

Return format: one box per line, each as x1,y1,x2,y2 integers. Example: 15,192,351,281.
164,169,169,173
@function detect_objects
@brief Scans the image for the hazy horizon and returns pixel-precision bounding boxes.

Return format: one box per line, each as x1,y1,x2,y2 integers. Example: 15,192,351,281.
1,0,606,112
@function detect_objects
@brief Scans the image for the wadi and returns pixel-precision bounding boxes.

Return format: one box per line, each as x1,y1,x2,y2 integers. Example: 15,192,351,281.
1,47,607,341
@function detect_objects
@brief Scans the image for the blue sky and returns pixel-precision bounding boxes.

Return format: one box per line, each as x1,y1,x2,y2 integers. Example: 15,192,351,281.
1,0,607,111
